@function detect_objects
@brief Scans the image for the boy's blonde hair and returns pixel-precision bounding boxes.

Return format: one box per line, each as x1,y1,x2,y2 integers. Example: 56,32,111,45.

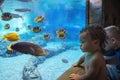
104,25,120,40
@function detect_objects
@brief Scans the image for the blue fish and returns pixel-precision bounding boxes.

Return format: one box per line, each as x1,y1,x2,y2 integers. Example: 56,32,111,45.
11,13,23,20
15,8,31,12
62,58,68,63
18,0,33,2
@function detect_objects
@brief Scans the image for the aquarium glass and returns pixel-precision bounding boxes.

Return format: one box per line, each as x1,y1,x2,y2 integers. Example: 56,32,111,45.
0,0,86,80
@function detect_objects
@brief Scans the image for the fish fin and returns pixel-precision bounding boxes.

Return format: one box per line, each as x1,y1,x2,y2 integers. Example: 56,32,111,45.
2,35,6,40
7,44,13,51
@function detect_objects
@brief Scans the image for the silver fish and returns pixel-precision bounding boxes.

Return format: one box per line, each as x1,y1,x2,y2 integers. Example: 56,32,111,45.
15,8,31,12
11,13,23,20
18,0,32,2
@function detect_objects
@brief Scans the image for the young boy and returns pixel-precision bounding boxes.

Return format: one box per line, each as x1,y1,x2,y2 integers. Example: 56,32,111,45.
104,25,120,80
69,25,107,80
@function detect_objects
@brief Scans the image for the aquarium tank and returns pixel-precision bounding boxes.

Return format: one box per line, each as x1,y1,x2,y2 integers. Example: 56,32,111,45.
0,0,86,80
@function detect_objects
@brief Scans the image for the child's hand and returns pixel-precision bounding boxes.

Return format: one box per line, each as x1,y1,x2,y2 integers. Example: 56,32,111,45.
69,73,80,80
72,63,78,67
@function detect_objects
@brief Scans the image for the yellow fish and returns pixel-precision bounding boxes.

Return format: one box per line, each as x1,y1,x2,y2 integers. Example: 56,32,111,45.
34,16,44,23
56,28,66,39
32,27,41,33
43,34,50,40
2,32,20,41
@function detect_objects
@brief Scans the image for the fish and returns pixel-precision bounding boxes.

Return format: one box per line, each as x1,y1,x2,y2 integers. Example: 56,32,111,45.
18,0,33,2
1,12,12,21
1,12,23,21
4,23,10,30
34,16,44,23
15,8,31,12
7,42,46,56
62,58,68,63
2,32,20,41
26,25,31,30
32,26,41,33
43,34,50,40
11,13,23,20
15,27,20,32
56,28,66,39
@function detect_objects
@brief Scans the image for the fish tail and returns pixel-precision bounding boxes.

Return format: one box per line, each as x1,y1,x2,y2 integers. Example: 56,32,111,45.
7,44,13,51
2,35,6,40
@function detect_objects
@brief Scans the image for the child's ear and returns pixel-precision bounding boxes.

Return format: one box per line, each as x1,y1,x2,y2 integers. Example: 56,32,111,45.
93,40,99,44
111,37,116,44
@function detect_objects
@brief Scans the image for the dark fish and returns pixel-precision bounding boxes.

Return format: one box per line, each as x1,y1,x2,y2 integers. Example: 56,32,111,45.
15,8,31,12
8,42,45,56
62,58,68,63
1,12,12,21
27,25,31,30
32,26,41,33
1,12,23,21
43,34,50,40
16,27,20,32
18,0,33,2
56,28,66,39
4,23,10,30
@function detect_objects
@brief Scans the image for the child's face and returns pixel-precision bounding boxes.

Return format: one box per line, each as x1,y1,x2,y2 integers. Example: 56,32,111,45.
105,31,116,51
79,31,95,52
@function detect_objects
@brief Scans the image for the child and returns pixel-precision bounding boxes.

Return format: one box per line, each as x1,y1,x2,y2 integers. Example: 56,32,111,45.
104,25,120,80
69,25,107,80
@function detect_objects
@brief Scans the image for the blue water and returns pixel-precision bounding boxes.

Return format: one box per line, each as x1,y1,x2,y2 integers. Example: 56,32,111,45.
0,0,85,80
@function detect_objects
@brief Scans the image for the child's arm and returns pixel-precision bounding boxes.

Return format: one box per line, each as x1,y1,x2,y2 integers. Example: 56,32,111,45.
72,54,85,67
78,57,100,80
70,57,100,80
77,54,85,65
